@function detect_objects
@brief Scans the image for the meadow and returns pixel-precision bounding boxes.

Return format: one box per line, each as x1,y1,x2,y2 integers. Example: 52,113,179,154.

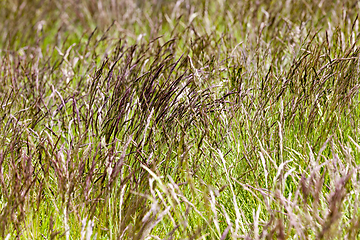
1,0,360,239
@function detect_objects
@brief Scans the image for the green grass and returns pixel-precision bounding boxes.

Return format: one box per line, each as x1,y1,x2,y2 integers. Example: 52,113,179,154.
1,0,360,239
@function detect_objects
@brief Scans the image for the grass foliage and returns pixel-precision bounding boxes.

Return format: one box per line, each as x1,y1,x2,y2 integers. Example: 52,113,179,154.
1,0,360,239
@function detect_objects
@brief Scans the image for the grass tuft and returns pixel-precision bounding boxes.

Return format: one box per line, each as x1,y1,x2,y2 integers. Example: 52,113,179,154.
1,0,360,239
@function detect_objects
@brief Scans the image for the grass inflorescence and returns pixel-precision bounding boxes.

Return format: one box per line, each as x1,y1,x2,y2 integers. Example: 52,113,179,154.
1,0,360,239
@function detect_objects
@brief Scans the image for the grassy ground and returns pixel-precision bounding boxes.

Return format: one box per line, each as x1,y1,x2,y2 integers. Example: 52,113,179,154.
1,0,360,239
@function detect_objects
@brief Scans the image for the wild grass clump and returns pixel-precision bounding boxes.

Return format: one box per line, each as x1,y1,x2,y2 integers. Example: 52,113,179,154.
1,0,360,239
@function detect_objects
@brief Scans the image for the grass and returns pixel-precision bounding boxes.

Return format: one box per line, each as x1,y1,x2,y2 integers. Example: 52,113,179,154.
1,0,360,239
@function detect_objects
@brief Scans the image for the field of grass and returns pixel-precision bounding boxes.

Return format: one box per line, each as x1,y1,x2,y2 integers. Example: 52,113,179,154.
1,0,360,239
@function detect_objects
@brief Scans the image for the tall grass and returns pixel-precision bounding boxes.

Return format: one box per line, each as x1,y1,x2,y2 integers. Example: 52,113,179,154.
1,0,360,239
